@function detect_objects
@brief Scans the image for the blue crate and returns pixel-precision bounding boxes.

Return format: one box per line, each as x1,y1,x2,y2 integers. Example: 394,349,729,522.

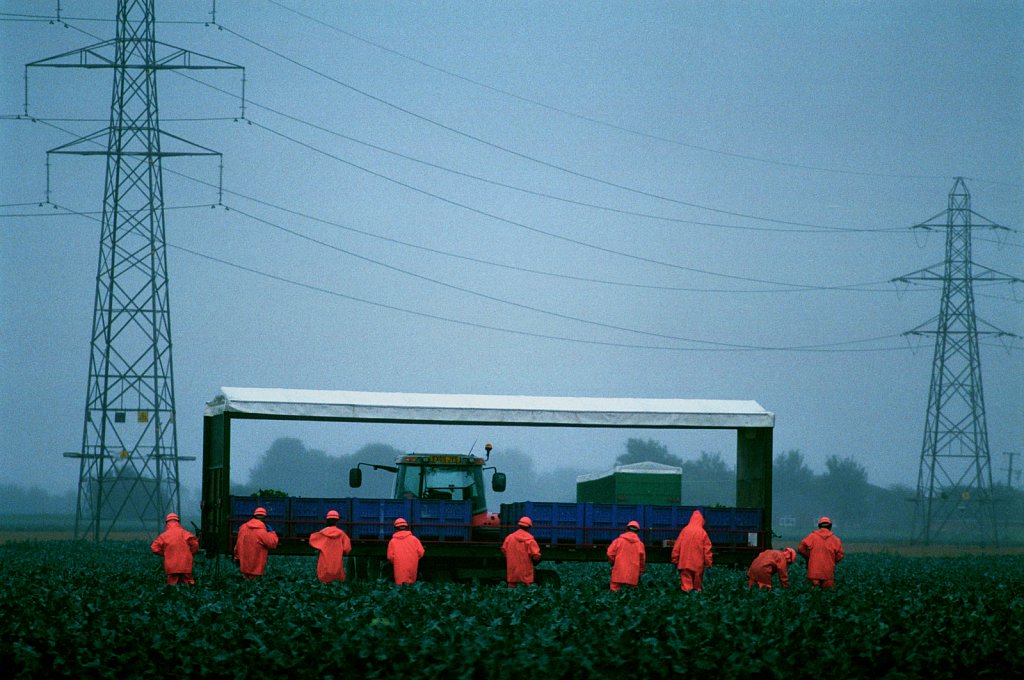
412,499,472,541
585,503,646,544
644,505,702,544
501,502,585,544
291,498,351,538
230,497,289,536
351,498,414,540
702,507,762,546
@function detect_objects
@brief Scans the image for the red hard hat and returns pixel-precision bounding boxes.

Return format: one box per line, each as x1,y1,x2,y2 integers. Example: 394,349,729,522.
326,510,340,520
517,516,532,528
165,512,179,522
818,516,832,526
784,547,796,563
254,507,268,517
627,520,640,530
394,517,409,528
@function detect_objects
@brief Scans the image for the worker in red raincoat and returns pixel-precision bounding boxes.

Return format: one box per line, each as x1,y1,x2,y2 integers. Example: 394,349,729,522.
607,520,646,591
150,512,199,585
747,547,796,590
670,509,713,592
798,516,844,589
387,517,425,585
234,507,279,579
308,509,352,583
501,516,542,586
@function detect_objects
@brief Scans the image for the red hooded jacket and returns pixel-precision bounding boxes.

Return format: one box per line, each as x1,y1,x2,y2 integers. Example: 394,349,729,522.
151,520,199,574
671,510,713,572
798,528,844,580
308,525,352,583
387,530,425,584
607,531,646,585
501,528,541,584
747,549,792,588
234,518,279,577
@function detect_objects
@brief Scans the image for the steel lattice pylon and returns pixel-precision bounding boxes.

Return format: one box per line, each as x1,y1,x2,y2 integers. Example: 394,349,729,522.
896,178,1018,545
29,0,241,539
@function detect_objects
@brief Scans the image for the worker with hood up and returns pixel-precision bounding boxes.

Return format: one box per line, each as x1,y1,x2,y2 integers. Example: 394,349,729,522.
501,516,542,586
670,509,713,592
387,517,425,585
746,547,797,590
308,509,352,583
150,512,199,585
607,520,646,591
798,516,844,589
234,507,279,579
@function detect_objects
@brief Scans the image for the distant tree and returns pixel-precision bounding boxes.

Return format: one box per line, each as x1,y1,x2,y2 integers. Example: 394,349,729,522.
681,451,731,477
772,450,823,531
680,451,734,505
616,438,683,467
238,438,594,509
492,448,539,504
0,483,75,515
823,455,868,488
344,443,408,498
774,450,815,489
820,455,871,530
241,438,404,498
243,438,340,497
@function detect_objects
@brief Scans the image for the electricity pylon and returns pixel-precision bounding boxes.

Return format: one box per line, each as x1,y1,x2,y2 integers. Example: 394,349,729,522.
27,0,242,539
895,177,1020,545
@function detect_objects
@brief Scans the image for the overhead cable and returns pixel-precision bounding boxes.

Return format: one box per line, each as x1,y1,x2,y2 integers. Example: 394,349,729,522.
266,0,1020,189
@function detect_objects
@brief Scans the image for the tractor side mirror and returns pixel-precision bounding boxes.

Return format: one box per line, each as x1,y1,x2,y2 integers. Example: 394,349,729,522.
349,468,362,488
491,472,506,493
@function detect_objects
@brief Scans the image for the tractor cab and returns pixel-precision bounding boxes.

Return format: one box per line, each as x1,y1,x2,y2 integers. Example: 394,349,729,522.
349,443,506,527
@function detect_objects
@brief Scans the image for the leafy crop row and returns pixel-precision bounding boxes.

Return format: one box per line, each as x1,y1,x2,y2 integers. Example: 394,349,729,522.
1,542,1021,678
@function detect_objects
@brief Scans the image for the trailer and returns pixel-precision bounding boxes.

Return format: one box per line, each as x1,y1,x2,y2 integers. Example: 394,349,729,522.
201,388,775,581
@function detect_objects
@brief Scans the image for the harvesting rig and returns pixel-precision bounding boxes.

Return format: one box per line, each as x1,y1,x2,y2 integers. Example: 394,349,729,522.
201,388,776,582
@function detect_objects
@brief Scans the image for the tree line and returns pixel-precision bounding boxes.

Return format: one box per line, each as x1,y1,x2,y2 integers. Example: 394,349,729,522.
6,436,1022,543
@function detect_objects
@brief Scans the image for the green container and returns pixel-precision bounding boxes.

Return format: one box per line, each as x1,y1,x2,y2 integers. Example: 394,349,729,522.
576,462,682,505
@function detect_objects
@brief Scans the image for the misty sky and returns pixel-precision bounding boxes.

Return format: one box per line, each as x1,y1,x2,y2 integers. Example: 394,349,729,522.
1,1,1021,501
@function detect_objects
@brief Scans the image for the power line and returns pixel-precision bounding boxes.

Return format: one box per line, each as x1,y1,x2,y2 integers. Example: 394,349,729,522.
23,109,1020,301
266,0,1022,189
183,76,900,236
44,15,1020,245
0,11,206,25
2,114,238,123
42,200,921,354
224,201,914,350
10,197,1019,304
214,22,868,230
16,23,1015,337
159,63,897,235
0,203,215,218
248,118,901,292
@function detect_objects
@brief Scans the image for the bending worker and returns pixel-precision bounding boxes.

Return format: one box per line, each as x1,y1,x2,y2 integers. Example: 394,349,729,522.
798,516,844,589
747,547,796,590
501,516,542,587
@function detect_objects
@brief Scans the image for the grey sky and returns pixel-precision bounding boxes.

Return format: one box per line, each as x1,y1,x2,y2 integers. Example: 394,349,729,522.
1,1,1021,499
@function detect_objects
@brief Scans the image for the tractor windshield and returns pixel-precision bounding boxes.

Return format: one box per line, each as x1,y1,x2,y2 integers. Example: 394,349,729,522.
395,462,487,515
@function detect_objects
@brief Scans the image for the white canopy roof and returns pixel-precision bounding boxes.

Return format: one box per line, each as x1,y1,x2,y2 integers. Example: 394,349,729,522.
576,462,684,484
205,387,774,429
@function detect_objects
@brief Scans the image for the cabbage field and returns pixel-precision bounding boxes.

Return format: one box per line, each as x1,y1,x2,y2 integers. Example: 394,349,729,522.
1,541,1021,678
